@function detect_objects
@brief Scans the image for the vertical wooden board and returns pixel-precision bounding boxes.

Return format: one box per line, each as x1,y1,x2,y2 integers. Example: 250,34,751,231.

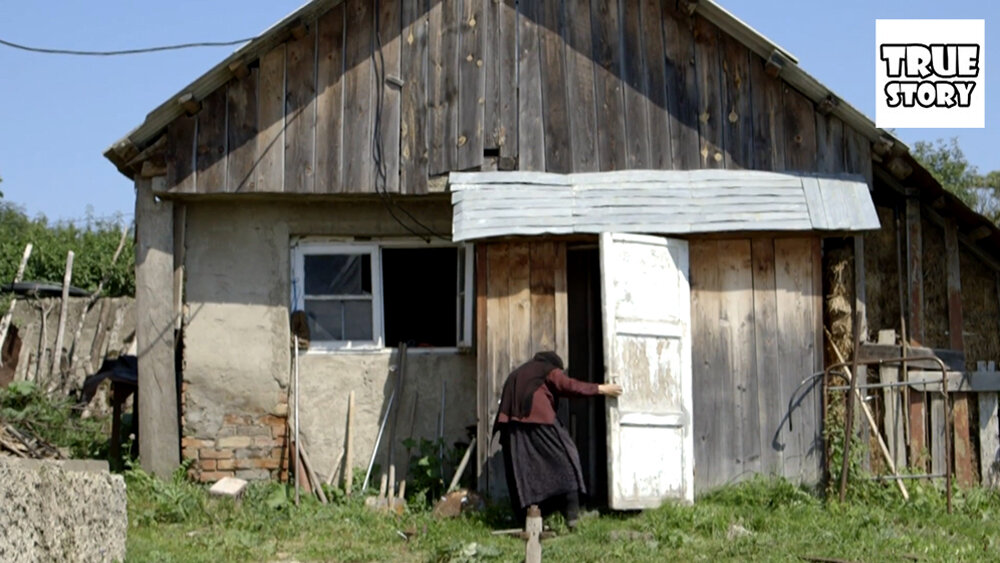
782,87,817,172
752,238,783,475
284,24,317,194
400,0,428,194
227,67,259,193
316,4,346,193
690,240,726,490
553,242,568,364
811,238,824,482
379,0,403,193
844,127,873,186
456,0,485,171
195,88,227,193
944,221,974,485
719,34,752,170
814,113,845,175
483,0,500,149
508,242,532,369
165,114,196,194
342,0,374,192
256,44,286,192
906,198,927,467
538,0,572,173
748,55,785,172
719,239,759,479
590,0,627,171
565,0,599,172
620,1,650,168
930,393,946,475
639,0,671,169
427,0,459,175
661,2,700,170
516,0,544,171
476,244,488,485
978,390,1000,488
880,362,907,469
485,243,510,496
497,0,518,158
529,242,557,353
692,17,724,169
774,238,820,483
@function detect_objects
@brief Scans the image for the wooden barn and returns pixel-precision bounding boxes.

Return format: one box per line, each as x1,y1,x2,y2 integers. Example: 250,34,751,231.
105,0,1000,508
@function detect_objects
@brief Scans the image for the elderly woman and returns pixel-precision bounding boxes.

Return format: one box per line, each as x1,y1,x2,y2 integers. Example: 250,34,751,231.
492,351,623,529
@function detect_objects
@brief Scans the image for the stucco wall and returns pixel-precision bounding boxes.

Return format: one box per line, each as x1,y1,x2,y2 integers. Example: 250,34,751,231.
181,197,477,483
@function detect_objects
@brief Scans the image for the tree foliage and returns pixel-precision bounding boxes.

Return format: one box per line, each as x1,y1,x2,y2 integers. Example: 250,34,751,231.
912,138,1000,224
0,202,134,297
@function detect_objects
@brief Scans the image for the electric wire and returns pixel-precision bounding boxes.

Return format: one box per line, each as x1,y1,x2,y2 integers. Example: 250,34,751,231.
0,36,255,57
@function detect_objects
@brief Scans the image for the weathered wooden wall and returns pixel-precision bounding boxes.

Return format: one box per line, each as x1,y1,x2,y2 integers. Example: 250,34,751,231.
159,0,872,195
690,236,823,490
476,240,568,496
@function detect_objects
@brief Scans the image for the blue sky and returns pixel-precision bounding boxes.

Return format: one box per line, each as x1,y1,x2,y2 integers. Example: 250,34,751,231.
0,0,996,224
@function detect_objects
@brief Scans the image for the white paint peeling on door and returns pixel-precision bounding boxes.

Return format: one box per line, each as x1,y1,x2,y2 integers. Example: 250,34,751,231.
600,233,693,508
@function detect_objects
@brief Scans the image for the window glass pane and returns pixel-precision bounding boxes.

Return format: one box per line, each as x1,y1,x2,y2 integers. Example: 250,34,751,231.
304,299,344,341
343,301,374,341
304,254,372,296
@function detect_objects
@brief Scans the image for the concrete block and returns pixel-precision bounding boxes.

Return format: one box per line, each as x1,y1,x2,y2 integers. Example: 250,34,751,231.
209,476,248,498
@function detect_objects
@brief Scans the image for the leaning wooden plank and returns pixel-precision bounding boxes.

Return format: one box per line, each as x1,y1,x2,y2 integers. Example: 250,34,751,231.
591,0,627,171
455,0,485,171
226,66,260,192
67,226,129,374
315,3,346,193
284,22,317,194
378,0,402,193
0,243,32,368
400,0,428,194
621,0,650,168
342,0,374,192
516,0,544,171
195,88,228,193
255,44,287,193
49,251,74,383
564,0,598,172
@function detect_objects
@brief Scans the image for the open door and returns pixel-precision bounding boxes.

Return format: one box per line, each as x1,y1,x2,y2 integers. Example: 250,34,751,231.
600,233,693,508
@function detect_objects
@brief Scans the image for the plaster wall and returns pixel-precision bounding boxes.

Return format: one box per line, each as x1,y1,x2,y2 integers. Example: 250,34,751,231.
181,197,477,482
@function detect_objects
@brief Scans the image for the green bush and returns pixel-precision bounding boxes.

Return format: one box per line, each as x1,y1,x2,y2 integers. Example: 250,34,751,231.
0,379,109,458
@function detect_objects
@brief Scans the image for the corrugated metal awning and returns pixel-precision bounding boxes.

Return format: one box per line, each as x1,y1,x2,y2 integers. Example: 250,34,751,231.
449,169,879,241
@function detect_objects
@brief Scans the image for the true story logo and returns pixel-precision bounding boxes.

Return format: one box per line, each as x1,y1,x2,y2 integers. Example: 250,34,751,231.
875,20,986,128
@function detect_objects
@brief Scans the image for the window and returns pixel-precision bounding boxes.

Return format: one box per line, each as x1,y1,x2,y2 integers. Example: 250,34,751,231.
291,241,473,350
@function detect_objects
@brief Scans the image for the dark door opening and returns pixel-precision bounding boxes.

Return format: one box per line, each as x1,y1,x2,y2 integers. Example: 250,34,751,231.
563,245,607,508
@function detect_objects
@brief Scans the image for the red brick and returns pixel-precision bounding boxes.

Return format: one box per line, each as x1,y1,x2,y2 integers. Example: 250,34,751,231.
199,471,235,483
253,458,281,469
182,447,199,460
200,448,234,460
234,458,257,470
224,413,250,425
217,459,235,471
201,459,217,471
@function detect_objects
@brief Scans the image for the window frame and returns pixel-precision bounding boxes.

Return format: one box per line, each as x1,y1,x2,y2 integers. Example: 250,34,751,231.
291,239,474,352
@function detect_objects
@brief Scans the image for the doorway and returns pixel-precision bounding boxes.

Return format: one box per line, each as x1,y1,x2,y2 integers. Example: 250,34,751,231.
565,244,607,508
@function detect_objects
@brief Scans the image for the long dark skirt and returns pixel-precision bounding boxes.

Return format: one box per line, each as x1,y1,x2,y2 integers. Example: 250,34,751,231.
499,421,587,510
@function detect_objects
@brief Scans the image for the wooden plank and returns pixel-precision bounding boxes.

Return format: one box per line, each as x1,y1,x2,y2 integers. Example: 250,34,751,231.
905,197,927,468
811,237,824,483
400,0,428,194
456,0,485,171
930,391,946,476
858,343,965,370
485,243,509,497
565,0,598,172
752,238,783,475
880,362,907,470
782,87,817,172
661,1,700,170
316,4,346,193
640,0,671,169
378,0,402,193
483,0,500,150
529,242,556,353
690,240,725,490
553,242,568,364
255,44,286,192
475,244,489,489
748,54,785,172
908,371,1000,392
774,238,820,483
497,0,517,159
590,0,627,171
692,17,724,169
944,220,974,486
814,113,845,175
226,66,259,193
719,33,752,169
621,0,650,168
844,127,873,187
538,0,572,173
508,242,532,368
135,177,179,478
195,88,227,192
516,0,544,171
719,240,759,479
284,23,317,194
342,0,374,192
978,359,1000,488
165,114,196,193
428,0,459,175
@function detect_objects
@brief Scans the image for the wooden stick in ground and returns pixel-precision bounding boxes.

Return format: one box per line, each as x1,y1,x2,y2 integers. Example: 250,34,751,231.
50,250,74,382
826,328,910,500
298,442,328,504
447,437,477,493
33,300,54,382
0,243,33,368
525,505,542,563
344,390,355,494
68,225,129,375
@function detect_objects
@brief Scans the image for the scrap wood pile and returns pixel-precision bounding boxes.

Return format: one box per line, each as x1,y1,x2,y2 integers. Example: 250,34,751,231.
0,421,65,459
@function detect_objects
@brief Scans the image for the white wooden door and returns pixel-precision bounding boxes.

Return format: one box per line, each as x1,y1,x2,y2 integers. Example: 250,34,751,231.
600,232,693,508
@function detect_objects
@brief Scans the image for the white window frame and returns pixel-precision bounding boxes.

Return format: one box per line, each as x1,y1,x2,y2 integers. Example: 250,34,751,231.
291,239,474,352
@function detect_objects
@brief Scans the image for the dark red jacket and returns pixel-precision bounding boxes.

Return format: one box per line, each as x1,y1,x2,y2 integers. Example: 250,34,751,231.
496,368,599,425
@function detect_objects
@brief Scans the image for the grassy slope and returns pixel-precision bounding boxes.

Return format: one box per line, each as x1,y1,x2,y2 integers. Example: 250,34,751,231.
127,475,1000,562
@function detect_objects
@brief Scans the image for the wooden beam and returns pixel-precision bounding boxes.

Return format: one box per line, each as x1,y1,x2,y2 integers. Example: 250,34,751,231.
854,236,868,343
858,343,965,370
907,371,1000,393
887,156,914,180
905,197,926,468
817,95,839,116
176,93,202,116
872,136,894,158
227,60,250,79
135,176,180,478
969,225,992,241
764,50,786,78
945,220,975,485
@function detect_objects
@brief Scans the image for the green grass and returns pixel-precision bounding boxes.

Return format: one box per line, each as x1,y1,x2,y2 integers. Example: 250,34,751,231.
126,472,1000,562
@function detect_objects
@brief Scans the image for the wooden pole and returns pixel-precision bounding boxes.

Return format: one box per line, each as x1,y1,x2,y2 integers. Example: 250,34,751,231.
344,390,355,495
68,226,129,375
447,437,477,493
50,250,74,382
298,442,328,504
294,336,300,506
33,300,54,382
0,243,32,368
944,220,974,486
524,505,542,563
